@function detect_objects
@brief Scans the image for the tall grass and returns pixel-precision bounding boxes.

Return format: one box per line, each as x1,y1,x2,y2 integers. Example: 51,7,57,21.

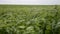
0,5,60,34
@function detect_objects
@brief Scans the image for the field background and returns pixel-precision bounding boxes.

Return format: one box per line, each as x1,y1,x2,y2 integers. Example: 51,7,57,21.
0,5,60,34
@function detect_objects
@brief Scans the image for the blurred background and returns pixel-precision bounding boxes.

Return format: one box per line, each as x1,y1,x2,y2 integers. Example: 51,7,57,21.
0,0,60,5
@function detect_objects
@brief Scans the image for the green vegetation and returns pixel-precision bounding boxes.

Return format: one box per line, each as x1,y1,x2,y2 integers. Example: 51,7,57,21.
0,5,60,34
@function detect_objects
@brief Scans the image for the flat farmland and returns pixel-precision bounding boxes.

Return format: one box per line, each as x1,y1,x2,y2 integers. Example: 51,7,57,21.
0,5,60,34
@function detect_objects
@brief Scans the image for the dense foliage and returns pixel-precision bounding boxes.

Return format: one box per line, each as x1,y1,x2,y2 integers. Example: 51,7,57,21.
0,5,60,34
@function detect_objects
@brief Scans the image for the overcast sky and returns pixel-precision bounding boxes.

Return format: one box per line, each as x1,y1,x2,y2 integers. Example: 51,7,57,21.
0,0,60,5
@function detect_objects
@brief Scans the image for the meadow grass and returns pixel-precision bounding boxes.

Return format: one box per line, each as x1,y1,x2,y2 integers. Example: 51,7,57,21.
0,5,60,34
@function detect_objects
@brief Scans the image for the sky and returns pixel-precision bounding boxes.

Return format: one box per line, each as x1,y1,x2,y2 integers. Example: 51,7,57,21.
0,0,60,5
